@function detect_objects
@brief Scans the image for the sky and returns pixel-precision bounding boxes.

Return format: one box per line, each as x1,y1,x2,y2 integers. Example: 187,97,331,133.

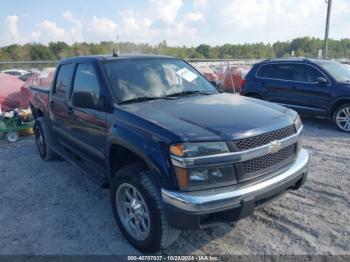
0,0,349,47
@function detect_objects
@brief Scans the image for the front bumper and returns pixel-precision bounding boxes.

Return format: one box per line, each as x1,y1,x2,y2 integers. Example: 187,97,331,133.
162,148,309,229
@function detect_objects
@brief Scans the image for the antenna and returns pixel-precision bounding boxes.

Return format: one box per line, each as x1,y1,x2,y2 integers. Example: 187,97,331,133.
113,32,120,57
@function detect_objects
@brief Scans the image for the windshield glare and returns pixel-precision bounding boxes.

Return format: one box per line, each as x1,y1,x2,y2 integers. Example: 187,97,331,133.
315,60,350,82
103,58,218,103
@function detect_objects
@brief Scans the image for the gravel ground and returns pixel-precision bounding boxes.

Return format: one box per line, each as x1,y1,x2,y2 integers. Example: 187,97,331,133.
0,117,349,255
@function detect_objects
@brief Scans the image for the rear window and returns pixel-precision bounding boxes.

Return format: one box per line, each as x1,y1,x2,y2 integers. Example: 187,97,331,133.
257,64,294,80
54,63,74,99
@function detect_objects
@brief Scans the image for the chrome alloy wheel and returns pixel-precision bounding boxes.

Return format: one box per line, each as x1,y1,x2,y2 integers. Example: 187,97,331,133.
116,183,151,241
336,106,350,132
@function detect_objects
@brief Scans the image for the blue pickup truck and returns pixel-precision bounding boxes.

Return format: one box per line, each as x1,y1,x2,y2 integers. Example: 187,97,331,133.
30,54,309,253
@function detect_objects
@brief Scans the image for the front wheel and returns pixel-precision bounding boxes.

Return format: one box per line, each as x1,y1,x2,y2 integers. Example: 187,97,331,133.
110,164,180,253
333,104,350,132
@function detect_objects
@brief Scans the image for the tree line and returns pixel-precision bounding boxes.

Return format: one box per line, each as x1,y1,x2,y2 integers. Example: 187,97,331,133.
0,37,349,62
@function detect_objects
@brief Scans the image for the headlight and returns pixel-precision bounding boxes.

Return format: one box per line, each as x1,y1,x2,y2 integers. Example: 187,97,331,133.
174,164,237,190
294,114,303,131
170,142,235,190
170,142,229,158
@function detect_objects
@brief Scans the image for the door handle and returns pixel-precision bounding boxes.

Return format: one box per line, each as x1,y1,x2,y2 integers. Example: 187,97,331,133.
49,100,55,107
67,107,74,115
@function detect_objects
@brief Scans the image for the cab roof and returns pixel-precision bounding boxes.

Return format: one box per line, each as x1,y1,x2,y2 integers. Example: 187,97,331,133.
60,54,177,64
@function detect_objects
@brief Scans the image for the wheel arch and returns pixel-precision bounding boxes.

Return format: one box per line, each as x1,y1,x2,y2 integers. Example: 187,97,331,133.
331,98,350,115
106,139,166,190
30,103,44,119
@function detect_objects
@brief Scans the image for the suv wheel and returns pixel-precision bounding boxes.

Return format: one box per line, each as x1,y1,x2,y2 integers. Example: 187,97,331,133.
110,163,180,253
333,104,350,132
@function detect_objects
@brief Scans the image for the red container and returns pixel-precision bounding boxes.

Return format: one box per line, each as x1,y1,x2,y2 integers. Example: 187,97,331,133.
194,65,219,82
215,65,251,93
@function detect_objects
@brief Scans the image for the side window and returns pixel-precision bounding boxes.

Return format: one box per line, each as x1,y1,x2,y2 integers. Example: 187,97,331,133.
258,64,294,81
257,64,274,78
72,64,101,103
54,64,74,99
293,64,323,83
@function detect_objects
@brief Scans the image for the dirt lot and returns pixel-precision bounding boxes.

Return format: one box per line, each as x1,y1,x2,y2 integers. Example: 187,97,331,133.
0,117,349,255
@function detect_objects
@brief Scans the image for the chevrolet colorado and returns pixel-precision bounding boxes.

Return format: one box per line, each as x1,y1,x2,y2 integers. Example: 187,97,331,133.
30,55,309,253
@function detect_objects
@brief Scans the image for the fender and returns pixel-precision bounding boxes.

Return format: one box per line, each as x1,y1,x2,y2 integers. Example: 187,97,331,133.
329,96,350,114
106,122,177,191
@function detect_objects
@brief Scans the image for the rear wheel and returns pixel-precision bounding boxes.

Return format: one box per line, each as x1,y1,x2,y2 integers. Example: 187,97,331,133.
34,117,58,160
110,163,180,253
333,104,350,132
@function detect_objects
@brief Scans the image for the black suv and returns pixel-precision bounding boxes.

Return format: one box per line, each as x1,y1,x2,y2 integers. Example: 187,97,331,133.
241,58,350,132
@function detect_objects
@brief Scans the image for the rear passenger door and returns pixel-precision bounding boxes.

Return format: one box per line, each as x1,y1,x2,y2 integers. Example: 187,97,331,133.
257,63,295,104
49,63,74,143
66,63,107,170
287,63,331,113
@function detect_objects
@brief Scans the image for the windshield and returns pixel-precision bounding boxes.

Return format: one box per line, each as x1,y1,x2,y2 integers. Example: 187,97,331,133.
103,58,218,103
314,60,350,82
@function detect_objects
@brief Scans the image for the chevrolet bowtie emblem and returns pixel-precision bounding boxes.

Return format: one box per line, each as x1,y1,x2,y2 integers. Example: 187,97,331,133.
268,140,282,154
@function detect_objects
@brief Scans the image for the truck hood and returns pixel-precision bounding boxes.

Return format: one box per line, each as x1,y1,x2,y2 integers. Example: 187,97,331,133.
120,93,297,141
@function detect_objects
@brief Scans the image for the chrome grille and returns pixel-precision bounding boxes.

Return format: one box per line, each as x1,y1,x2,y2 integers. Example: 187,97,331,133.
241,144,296,176
234,125,296,151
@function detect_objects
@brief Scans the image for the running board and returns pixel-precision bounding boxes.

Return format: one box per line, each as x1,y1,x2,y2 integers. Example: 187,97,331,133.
51,145,109,189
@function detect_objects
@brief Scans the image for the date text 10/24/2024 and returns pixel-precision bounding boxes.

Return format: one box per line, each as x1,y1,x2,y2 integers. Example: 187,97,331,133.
127,255,219,261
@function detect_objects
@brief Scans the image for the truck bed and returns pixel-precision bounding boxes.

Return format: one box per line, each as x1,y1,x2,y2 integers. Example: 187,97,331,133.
29,86,50,117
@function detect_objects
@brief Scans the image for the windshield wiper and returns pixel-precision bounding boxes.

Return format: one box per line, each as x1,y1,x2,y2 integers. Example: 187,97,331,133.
118,96,168,105
166,90,212,97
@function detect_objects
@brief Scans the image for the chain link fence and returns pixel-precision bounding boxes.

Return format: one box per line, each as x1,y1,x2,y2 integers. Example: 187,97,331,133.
1,57,348,111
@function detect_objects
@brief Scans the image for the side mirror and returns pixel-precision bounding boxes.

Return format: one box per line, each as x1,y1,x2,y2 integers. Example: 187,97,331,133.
72,91,100,110
316,77,328,85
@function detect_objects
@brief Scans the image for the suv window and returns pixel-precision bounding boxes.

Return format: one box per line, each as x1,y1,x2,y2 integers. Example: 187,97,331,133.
72,64,101,102
257,64,294,81
293,64,323,83
54,63,74,99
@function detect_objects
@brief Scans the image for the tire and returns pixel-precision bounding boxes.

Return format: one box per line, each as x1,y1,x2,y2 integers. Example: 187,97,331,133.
247,93,262,100
110,163,180,253
33,117,58,160
5,132,19,143
333,103,350,132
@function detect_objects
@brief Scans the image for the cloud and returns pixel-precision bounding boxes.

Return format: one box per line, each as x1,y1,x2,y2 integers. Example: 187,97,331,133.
2,15,26,46
1,0,349,47
31,11,84,44
88,16,118,39
62,11,83,42
184,11,205,23
149,0,183,24
32,20,68,43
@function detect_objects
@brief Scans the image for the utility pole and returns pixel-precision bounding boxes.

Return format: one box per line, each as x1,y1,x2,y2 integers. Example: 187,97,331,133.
113,33,120,57
116,33,120,55
323,0,332,59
